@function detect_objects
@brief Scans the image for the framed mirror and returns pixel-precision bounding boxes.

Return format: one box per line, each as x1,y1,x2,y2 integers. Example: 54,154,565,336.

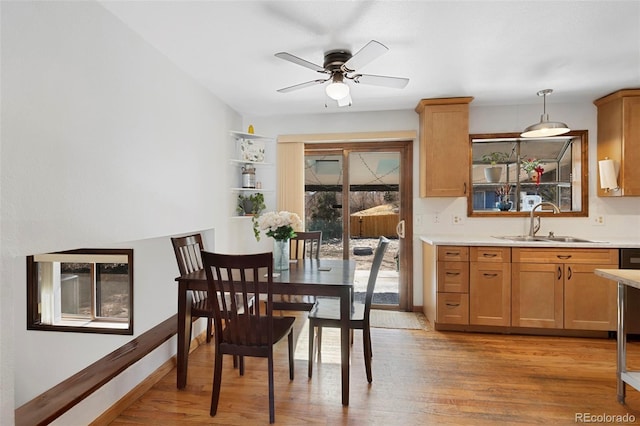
468,130,588,217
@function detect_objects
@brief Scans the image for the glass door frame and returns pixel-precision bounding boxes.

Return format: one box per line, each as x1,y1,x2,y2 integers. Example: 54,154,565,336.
305,140,413,311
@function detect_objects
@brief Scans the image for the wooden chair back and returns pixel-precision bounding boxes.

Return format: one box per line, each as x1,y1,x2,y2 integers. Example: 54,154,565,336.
202,251,274,351
363,237,390,319
172,233,204,275
289,231,322,260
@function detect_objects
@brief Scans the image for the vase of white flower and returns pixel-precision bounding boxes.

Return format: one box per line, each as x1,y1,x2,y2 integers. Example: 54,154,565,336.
258,211,302,271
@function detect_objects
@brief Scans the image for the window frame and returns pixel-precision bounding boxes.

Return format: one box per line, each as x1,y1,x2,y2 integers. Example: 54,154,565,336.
27,248,134,335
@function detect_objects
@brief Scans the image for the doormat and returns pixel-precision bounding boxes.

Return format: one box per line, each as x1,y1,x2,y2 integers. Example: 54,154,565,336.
370,310,431,330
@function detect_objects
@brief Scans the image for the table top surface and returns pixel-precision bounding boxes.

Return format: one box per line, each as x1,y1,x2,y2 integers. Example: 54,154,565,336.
595,268,640,290
176,258,356,287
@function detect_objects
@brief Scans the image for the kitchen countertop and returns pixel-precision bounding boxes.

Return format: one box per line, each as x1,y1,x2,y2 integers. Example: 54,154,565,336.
595,269,640,289
420,234,640,248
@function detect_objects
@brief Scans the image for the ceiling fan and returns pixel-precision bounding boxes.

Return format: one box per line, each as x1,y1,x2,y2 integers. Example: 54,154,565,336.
275,40,409,107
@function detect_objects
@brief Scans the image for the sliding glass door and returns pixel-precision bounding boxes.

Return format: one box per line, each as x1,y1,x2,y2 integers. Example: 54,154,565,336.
304,141,412,310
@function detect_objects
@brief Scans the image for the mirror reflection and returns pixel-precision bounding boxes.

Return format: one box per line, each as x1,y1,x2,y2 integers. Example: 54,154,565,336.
468,130,588,217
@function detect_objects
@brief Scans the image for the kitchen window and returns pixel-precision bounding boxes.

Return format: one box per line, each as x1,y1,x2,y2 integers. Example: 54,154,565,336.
27,248,133,334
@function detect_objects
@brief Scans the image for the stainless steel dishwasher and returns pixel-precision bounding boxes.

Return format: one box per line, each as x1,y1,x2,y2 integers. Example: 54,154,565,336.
621,249,640,334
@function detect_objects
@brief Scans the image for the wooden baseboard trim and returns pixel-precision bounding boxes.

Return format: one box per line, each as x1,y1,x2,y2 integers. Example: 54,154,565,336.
89,330,208,425
15,315,179,426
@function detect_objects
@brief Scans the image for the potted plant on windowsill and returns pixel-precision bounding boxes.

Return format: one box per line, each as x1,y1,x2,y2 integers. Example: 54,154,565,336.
482,152,509,183
237,193,266,240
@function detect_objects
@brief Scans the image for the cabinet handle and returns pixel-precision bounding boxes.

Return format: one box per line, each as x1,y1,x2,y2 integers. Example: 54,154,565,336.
445,251,460,256
557,255,572,260
567,266,572,280
445,272,460,276
463,182,467,194
557,266,562,280
483,273,498,278
446,302,461,308
482,253,497,258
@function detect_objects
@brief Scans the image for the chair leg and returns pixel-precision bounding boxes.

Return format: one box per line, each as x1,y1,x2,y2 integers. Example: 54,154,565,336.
288,329,294,380
308,323,315,378
210,350,223,416
268,352,275,424
316,327,322,361
363,327,373,383
239,355,245,376
206,318,212,343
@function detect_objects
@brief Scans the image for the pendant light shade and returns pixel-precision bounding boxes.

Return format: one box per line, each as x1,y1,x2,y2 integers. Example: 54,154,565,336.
521,89,570,138
325,73,350,100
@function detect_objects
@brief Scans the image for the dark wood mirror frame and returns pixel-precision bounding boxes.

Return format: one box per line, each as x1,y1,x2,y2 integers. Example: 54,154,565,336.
467,130,588,218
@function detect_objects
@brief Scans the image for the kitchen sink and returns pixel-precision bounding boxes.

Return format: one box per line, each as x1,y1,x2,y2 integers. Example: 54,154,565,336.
493,235,598,243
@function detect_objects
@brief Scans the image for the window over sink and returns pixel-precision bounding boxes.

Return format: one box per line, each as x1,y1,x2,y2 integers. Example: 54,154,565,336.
468,130,588,217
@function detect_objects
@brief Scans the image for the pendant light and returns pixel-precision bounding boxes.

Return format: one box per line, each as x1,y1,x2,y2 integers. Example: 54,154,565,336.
521,89,570,138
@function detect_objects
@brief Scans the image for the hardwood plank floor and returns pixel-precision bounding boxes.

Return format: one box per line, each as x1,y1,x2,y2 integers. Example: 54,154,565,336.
110,312,640,425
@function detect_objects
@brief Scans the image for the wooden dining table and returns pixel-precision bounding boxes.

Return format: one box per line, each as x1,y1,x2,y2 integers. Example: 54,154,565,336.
174,258,356,405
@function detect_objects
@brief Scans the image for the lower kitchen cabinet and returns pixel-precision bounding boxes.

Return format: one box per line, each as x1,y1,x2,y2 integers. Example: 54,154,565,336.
512,247,619,331
512,262,563,328
564,263,618,330
470,247,511,326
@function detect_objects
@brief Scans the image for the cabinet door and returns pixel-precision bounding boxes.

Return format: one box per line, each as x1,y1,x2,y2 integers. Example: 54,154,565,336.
416,99,472,197
470,262,511,326
512,262,563,328
564,263,618,330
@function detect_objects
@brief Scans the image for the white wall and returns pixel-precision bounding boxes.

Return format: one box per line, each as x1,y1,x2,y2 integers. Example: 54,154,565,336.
1,2,240,424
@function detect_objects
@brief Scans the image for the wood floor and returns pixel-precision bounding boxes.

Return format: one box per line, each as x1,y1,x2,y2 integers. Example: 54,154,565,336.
110,312,640,425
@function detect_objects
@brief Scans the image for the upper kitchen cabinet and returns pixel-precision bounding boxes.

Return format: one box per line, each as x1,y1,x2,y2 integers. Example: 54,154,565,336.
415,97,473,197
594,89,640,197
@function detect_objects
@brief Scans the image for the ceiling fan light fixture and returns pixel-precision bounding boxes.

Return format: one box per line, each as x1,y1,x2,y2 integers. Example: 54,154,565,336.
521,89,570,138
325,74,350,100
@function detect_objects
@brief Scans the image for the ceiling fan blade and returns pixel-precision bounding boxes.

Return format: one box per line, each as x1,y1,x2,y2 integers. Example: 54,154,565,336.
275,52,326,73
352,73,409,89
277,78,329,93
342,40,388,72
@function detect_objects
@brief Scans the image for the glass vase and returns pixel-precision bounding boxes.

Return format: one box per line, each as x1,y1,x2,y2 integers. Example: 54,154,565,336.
273,238,290,271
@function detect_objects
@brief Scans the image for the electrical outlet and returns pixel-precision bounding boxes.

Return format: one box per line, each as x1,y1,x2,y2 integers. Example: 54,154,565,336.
451,214,464,225
593,215,605,226
433,212,440,224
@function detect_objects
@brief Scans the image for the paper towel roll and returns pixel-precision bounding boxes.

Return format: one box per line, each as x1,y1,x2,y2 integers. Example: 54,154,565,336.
598,159,618,190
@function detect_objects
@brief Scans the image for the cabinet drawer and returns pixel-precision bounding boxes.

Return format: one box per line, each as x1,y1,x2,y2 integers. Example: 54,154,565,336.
512,248,618,264
437,292,469,325
471,246,511,262
437,261,469,293
437,246,469,262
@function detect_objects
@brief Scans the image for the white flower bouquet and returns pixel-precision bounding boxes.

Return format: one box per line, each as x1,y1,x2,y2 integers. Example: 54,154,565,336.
258,211,302,241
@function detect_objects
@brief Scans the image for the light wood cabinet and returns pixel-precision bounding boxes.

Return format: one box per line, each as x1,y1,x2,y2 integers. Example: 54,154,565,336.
564,263,618,330
435,246,469,325
512,248,619,330
594,89,640,197
512,262,563,328
470,247,511,326
415,97,473,197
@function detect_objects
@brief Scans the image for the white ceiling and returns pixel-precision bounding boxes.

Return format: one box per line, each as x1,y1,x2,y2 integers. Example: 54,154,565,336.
99,1,640,117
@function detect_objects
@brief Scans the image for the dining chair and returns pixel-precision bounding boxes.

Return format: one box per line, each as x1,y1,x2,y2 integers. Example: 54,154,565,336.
171,234,253,347
201,251,295,424
171,234,214,343
307,236,390,383
273,230,323,312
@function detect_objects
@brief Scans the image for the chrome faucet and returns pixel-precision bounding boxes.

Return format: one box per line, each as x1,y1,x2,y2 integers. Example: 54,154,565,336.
529,202,560,237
